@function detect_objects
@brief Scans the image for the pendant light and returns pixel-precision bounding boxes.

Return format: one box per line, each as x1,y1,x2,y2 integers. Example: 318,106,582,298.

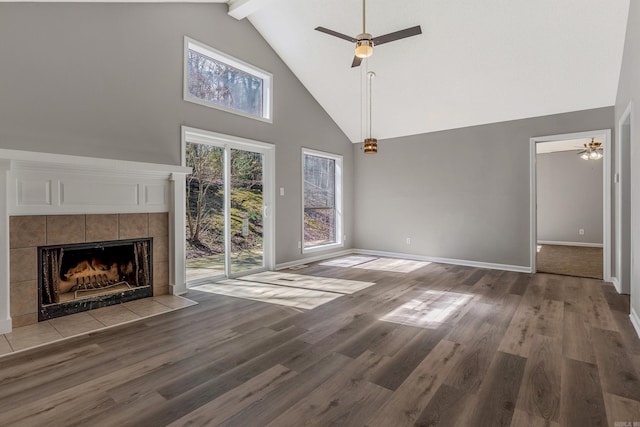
363,71,377,154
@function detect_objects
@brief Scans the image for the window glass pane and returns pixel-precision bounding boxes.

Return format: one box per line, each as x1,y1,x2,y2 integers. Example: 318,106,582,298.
304,155,335,208
187,49,264,118
185,143,225,281
304,154,337,248
304,208,335,247
230,149,264,274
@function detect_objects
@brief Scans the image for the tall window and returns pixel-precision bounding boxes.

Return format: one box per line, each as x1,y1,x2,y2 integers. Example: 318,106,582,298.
303,149,343,251
184,37,272,122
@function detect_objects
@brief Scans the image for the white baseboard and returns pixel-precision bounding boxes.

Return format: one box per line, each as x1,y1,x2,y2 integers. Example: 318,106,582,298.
276,248,533,274
611,277,622,293
275,249,354,270
537,240,603,248
630,308,640,339
353,249,532,273
0,317,12,334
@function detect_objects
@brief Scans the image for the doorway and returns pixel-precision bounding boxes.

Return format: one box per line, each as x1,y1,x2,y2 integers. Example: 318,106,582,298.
182,127,275,284
530,130,611,279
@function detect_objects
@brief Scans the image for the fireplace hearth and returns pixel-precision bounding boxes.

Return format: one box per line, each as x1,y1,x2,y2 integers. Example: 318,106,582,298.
38,238,153,321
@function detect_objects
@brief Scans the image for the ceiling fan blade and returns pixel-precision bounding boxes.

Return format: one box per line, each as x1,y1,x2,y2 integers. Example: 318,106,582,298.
315,27,357,43
373,25,422,46
351,56,363,68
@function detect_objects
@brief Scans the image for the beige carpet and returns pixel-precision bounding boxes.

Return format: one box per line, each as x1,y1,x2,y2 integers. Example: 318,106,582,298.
536,244,603,279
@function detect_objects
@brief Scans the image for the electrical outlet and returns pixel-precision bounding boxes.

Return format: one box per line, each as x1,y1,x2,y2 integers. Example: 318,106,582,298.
280,187,285,196
406,237,411,245
297,241,301,249
579,229,585,235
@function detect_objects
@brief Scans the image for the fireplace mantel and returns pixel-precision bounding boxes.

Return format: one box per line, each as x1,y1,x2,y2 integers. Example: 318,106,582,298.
0,149,191,333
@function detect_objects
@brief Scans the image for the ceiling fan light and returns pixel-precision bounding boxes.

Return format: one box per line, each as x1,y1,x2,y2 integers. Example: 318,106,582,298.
589,150,599,160
580,152,590,160
355,39,373,58
363,138,378,154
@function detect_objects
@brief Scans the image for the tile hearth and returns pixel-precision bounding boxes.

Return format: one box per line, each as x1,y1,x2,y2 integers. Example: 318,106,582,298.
0,295,196,356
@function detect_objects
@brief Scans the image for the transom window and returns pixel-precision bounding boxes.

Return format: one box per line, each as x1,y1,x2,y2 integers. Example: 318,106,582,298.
184,37,272,122
302,149,343,252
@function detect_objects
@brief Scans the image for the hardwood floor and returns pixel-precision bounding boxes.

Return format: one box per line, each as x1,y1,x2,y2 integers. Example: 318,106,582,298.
536,244,603,279
1,258,640,426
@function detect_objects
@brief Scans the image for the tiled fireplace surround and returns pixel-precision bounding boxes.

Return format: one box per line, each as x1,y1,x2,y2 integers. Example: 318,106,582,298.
10,213,169,328
0,149,191,334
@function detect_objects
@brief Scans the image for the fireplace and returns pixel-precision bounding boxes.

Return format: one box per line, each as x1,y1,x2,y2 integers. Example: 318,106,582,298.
0,149,191,334
38,238,153,321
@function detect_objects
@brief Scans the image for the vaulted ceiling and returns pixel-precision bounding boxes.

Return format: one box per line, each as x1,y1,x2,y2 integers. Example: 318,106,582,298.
244,0,629,143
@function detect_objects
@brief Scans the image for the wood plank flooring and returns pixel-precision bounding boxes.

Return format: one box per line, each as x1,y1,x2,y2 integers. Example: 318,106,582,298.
1,258,640,426
536,244,603,279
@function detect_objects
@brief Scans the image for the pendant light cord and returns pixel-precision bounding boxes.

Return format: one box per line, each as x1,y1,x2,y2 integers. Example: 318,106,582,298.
367,70,374,140
368,71,372,139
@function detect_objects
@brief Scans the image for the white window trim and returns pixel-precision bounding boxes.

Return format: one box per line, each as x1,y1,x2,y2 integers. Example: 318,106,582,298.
301,148,343,254
183,36,273,123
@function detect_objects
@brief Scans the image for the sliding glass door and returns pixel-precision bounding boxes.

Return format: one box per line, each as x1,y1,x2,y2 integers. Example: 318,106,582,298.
229,148,265,275
183,129,273,283
185,143,225,281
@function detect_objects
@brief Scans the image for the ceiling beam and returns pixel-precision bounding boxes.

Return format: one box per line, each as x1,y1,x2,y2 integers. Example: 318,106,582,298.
227,0,274,20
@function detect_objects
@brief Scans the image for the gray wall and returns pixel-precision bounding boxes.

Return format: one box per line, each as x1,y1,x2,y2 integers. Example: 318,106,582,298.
353,107,614,268
0,3,354,265
615,1,639,309
536,150,603,245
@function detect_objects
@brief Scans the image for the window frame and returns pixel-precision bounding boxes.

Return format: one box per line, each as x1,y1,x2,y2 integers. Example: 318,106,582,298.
184,36,273,123
301,148,343,253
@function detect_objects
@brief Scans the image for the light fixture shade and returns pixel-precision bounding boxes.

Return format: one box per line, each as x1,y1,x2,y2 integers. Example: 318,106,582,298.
363,138,378,153
579,138,603,161
355,39,373,58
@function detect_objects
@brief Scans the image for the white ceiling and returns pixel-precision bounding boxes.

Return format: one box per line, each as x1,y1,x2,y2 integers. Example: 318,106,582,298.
536,138,600,154
5,0,628,143
247,0,630,142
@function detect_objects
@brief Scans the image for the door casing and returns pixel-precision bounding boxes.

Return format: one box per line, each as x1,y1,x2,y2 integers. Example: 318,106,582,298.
529,129,612,280
181,126,275,283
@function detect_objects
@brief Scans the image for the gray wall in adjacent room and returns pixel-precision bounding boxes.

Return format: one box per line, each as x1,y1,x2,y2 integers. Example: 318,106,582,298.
0,3,354,265
536,150,603,245
353,107,614,268
615,1,638,302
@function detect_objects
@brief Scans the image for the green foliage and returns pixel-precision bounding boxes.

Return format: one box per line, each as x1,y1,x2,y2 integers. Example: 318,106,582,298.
185,143,264,259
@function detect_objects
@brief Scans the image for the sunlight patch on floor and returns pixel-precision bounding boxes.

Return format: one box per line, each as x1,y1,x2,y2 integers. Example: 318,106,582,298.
240,272,376,294
193,272,376,310
354,257,431,273
319,255,378,267
194,280,342,310
380,290,472,329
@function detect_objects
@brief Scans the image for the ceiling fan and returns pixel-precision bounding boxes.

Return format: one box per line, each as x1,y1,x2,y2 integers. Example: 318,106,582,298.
315,0,422,68
577,138,603,160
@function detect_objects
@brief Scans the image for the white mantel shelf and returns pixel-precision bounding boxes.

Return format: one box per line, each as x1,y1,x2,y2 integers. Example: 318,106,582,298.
0,149,192,334
0,148,191,174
